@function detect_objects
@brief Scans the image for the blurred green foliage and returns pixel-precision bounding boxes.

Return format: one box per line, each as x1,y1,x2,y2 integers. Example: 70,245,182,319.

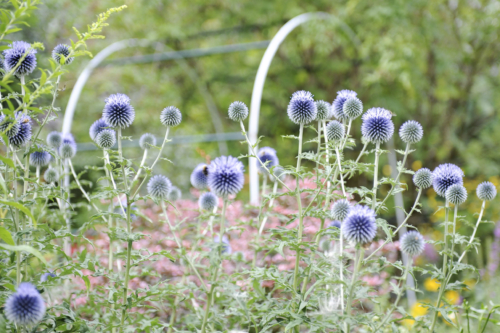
13,0,500,200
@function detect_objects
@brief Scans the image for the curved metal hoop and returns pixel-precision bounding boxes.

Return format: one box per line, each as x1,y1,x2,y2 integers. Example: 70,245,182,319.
247,12,360,204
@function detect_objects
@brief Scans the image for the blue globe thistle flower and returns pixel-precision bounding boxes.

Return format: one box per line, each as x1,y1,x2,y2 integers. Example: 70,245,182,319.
399,120,423,144
446,184,467,205
147,174,172,199
325,120,345,142
476,181,497,201
332,90,357,121
52,44,74,65
139,133,156,150
9,112,31,147
342,205,377,244
59,134,77,159
343,96,363,119
331,199,350,221
44,167,59,183
160,106,182,127
328,220,341,229
5,282,46,326
361,107,394,144
413,168,433,189
168,186,182,201
3,41,37,77
228,101,248,122
40,272,56,282
257,147,279,174
46,131,62,148
199,192,218,211
102,93,135,128
315,100,331,121
432,163,464,197
89,118,111,141
400,230,425,257
0,113,20,137
287,90,317,125
213,235,232,254
191,163,209,189
207,156,244,198
95,129,116,149
29,150,51,167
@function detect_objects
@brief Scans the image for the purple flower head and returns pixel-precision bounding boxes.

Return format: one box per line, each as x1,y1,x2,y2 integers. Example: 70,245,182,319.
332,90,357,121
103,93,135,128
5,282,45,326
342,205,377,244
361,107,394,143
3,41,37,76
9,112,31,147
147,174,172,199
287,90,317,125
328,220,341,229
29,150,51,167
400,230,425,256
257,147,279,174
52,44,74,65
432,163,464,197
199,192,218,211
190,163,209,190
89,118,111,141
207,156,244,198
214,235,232,254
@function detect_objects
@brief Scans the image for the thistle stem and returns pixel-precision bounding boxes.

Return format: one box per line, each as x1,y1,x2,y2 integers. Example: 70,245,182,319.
200,199,228,333
342,119,352,150
429,199,450,332
131,149,148,184
292,124,304,292
346,246,365,333
376,143,410,213
372,142,380,210
119,201,133,331
335,147,346,197
458,200,486,263
117,128,128,189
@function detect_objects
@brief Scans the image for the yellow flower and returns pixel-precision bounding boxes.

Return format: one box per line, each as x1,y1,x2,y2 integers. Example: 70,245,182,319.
445,290,460,305
424,278,441,292
403,302,429,327
383,165,392,176
464,279,476,290
412,160,422,171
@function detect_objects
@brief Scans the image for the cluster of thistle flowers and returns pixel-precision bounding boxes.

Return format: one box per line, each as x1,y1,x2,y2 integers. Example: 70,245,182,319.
0,41,77,327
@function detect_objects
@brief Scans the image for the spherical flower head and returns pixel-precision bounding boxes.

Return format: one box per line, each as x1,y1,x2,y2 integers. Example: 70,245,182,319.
139,133,156,150
46,131,62,148
315,100,331,121
228,101,248,122
446,184,467,205
343,96,363,119
400,230,425,257
89,118,111,141
326,120,345,142
332,90,357,121
432,163,464,197
257,147,279,174
207,156,244,198
190,163,209,189
331,199,350,221
103,93,135,128
95,129,116,149
44,167,59,183
287,90,317,125
29,150,51,167
3,41,37,76
59,140,77,159
40,272,56,282
5,282,46,326
213,235,232,254
9,112,31,147
160,106,182,127
147,174,172,199
413,168,433,189
342,205,377,244
476,181,497,201
52,44,74,65
199,192,218,210
168,186,182,201
361,107,394,144
399,120,423,144
328,220,341,229
0,114,20,137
